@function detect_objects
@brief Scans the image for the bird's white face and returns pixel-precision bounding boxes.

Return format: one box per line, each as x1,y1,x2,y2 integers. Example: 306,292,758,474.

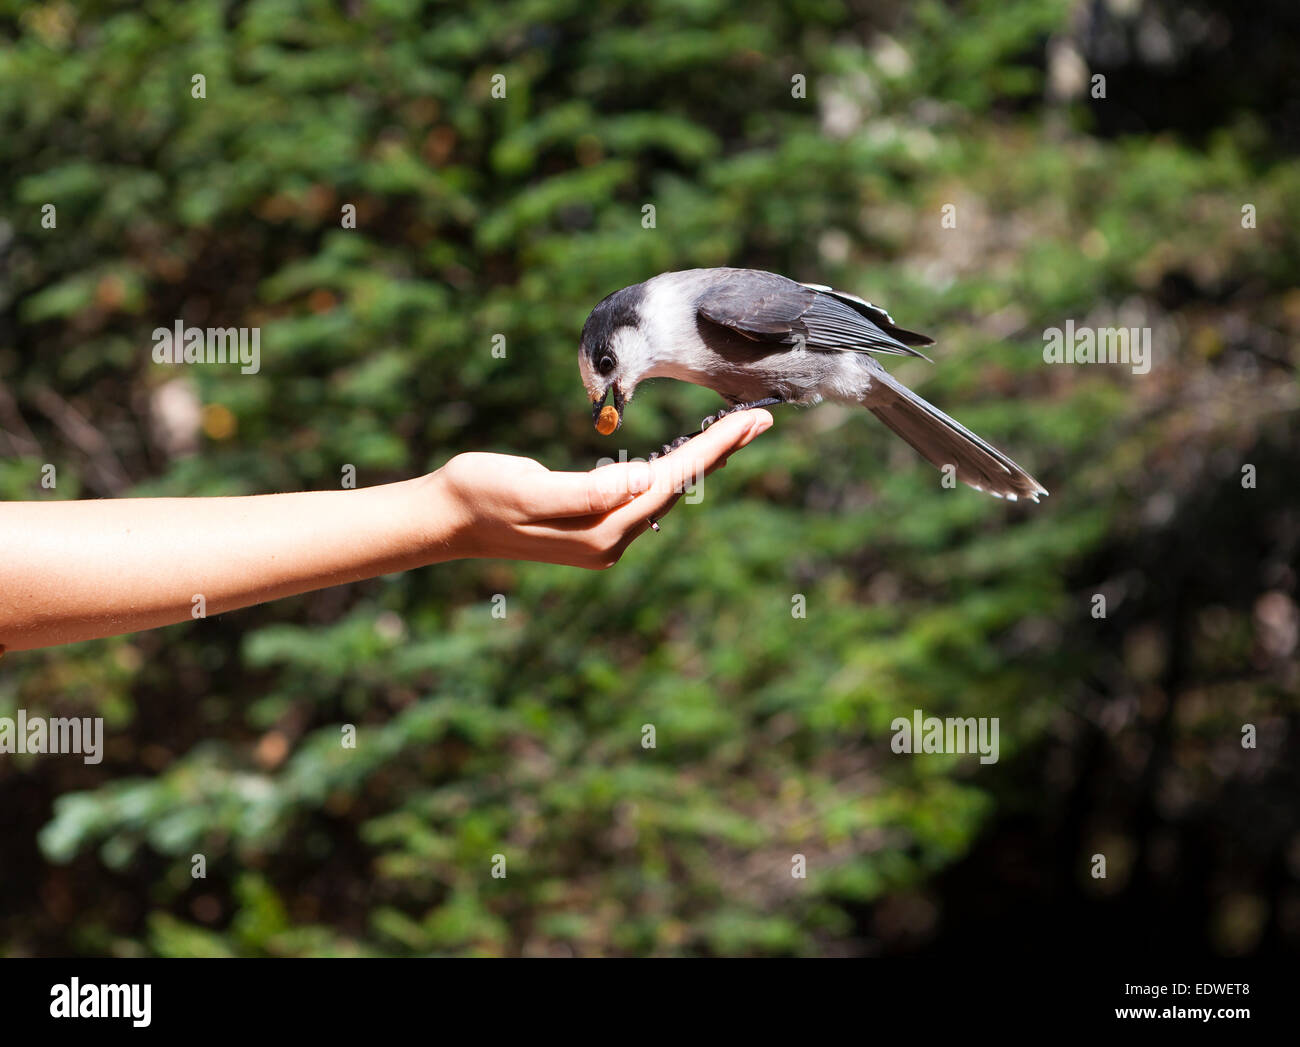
580,324,655,431
577,340,607,404
581,325,651,400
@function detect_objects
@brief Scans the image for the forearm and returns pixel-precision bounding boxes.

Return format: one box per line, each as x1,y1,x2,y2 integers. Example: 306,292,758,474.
0,475,454,652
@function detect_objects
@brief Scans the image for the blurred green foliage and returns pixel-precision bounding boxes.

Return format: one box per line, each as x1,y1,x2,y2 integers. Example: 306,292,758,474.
1,0,1297,956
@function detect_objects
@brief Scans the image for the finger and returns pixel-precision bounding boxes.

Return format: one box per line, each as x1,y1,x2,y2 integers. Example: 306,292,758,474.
525,459,653,518
645,490,683,527
646,409,770,502
670,408,773,462
612,409,772,525
528,409,770,520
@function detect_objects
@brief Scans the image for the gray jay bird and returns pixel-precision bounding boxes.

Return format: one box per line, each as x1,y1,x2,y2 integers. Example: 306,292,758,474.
580,268,1047,502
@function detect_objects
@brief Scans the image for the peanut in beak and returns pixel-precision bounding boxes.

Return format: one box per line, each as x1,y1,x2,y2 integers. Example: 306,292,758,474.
595,404,620,435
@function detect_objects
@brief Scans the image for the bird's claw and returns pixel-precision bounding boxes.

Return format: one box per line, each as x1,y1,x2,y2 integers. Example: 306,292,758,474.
647,400,780,459
699,407,731,430
647,433,696,461
702,399,781,430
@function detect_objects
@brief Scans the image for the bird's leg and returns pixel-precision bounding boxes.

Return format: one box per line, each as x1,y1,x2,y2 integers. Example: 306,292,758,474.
647,397,785,461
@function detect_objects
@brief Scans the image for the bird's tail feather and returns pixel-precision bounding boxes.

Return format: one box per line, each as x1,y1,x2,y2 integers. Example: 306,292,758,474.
866,373,1047,502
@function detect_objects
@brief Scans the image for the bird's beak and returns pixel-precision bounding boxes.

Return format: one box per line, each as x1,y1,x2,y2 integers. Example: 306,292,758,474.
591,384,625,432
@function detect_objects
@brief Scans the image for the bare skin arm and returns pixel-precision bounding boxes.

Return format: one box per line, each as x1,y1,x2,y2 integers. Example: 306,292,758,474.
0,409,772,652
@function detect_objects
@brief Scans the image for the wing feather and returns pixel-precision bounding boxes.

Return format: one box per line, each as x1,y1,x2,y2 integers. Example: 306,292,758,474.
696,271,932,360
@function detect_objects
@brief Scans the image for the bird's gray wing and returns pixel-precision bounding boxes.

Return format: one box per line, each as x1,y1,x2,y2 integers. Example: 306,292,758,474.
696,271,932,360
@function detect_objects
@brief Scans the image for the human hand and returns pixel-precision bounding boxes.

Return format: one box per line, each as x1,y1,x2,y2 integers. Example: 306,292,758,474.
430,408,774,569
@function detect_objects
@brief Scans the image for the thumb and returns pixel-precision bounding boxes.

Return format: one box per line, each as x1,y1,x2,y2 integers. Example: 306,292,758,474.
532,459,653,518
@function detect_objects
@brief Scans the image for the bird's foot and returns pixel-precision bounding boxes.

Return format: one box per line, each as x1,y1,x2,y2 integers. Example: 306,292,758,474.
700,397,784,430
698,407,734,431
647,433,698,461
647,399,784,459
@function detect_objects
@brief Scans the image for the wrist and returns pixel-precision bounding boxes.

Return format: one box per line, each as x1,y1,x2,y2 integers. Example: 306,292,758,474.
411,465,479,563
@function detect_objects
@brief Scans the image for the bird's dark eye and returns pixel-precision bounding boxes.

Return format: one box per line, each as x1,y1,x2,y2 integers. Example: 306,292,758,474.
598,354,616,376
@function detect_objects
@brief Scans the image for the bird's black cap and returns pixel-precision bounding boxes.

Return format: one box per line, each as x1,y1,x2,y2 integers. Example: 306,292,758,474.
581,282,646,361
